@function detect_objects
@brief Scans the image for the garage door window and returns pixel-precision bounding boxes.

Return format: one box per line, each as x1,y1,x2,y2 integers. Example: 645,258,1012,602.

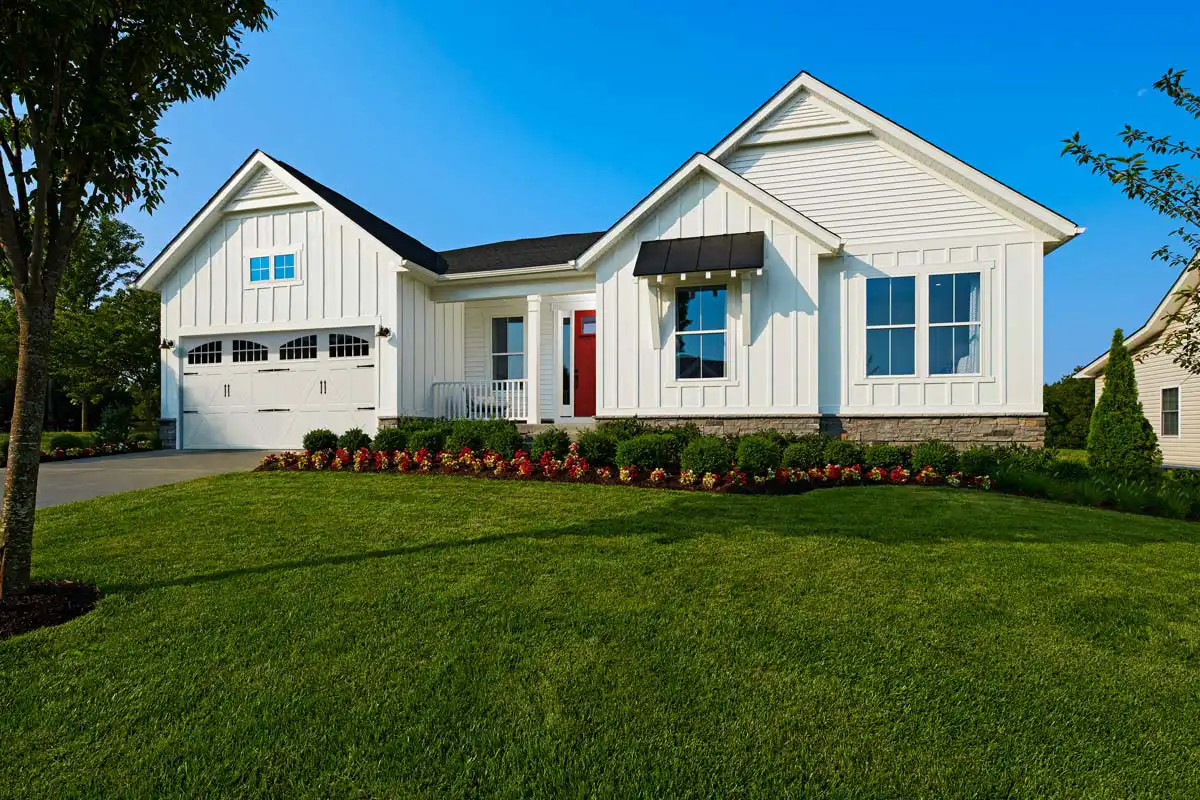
187,341,222,365
280,335,317,360
329,333,369,358
232,339,269,363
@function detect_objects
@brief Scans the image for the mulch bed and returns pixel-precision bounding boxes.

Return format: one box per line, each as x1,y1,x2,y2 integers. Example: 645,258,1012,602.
0,581,100,641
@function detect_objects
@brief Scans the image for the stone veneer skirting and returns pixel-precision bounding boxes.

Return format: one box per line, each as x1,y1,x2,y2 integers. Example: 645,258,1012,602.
158,417,177,449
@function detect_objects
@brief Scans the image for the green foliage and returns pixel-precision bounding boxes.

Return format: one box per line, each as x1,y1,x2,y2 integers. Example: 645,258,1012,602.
575,431,617,468
615,434,677,470
531,427,572,459
911,440,960,474
408,428,447,454
338,428,371,452
371,428,408,454
781,435,827,469
303,429,338,453
445,420,514,453
482,425,524,459
959,447,999,477
863,443,910,470
1044,373,1095,449
94,405,132,445
1087,329,1162,477
823,438,864,467
595,418,648,442
658,423,703,453
48,433,88,450
680,436,733,476
736,436,782,476
995,444,1059,473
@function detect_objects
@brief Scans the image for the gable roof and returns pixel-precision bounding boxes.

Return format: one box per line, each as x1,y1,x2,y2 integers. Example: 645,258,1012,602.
708,72,1084,247
575,153,841,271
441,232,604,275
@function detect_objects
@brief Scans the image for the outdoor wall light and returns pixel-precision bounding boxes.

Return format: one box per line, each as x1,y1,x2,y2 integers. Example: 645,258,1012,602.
376,326,391,338
159,338,175,349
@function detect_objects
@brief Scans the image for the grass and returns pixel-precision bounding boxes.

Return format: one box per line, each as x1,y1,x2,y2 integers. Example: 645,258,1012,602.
2,474,1199,798
1057,447,1089,463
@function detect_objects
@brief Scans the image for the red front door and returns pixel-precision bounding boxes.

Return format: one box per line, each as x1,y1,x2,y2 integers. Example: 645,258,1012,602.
573,311,597,417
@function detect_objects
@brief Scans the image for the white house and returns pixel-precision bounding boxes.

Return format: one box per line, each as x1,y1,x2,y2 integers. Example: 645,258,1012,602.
136,72,1083,450
1076,266,1200,468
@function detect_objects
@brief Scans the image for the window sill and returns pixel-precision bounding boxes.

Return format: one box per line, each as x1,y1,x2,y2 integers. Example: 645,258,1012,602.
245,278,303,290
666,378,741,389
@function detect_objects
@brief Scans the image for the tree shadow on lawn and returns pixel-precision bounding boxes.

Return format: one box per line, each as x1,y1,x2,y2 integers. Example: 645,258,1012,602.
104,486,1194,596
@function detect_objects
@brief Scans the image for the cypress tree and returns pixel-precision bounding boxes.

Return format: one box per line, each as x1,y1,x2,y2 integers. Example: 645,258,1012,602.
1087,328,1162,476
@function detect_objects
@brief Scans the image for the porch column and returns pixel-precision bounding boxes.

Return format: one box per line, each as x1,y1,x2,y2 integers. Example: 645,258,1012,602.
526,294,542,424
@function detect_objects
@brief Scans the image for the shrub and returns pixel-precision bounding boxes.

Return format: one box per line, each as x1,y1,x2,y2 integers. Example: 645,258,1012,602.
1164,468,1200,487
823,438,864,467
1107,479,1155,514
445,420,487,453
994,444,1058,473
615,434,676,471
681,436,733,476
1068,478,1109,509
1152,486,1195,520
782,435,827,469
338,428,371,451
531,427,572,459
863,443,909,470
595,418,648,442
959,446,999,477
1048,460,1091,482
736,435,782,476
1087,328,1162,477
303,428,338,452
94,405,133,444
659,423,703,452
575,430,617,468
482,425,524,459
371,427,408,454
911,440,959,474
407,428,447,454
49,433,88,450
128,432,152,444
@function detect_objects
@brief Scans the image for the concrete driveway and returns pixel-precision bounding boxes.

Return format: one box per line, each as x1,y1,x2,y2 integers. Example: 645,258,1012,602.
0,449,269,509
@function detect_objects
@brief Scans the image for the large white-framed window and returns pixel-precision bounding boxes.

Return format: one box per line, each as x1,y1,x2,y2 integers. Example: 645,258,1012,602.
1162,387,1181,437
245,246,302,288
491,316,525,380
928,272,981,375
865,276,916,377
674,285,728,380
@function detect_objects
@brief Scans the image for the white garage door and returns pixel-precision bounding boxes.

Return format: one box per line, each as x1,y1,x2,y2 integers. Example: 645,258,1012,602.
179,328,377,450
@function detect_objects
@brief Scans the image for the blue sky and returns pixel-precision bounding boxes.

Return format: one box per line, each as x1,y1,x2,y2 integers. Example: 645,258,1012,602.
124,0,1200,382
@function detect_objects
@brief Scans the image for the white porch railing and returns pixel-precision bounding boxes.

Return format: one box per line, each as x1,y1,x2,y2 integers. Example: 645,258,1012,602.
432,379,529,421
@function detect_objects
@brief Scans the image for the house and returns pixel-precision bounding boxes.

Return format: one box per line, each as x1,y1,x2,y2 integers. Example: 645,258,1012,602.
135,72,1083,451
1075,266,1199,467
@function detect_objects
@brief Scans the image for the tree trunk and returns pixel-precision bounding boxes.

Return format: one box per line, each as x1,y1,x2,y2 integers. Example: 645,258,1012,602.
80,398,87,433
1,300,54,598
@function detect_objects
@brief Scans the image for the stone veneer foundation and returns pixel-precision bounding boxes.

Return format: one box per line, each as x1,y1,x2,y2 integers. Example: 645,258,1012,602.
158,417,177,449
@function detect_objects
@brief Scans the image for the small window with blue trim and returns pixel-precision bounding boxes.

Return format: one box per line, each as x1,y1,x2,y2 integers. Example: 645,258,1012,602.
274,253,295,280
249,256,270,282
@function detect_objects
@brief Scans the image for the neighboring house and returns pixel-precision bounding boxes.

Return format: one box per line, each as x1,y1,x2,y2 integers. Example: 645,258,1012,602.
135,72,1083,450
1076,267,1200,468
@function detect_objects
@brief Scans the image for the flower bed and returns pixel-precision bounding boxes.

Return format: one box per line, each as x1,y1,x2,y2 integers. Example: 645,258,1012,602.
256,443,994,495
32,440,158,464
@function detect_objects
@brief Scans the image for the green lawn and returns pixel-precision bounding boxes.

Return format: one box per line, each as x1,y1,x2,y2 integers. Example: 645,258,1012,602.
2,475,1199,798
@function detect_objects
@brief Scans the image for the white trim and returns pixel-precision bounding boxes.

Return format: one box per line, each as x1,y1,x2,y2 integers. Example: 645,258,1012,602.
174,316,382,338
438,263,576,281
707,72,1082,243
1161,385,1182,438
574,153,841,272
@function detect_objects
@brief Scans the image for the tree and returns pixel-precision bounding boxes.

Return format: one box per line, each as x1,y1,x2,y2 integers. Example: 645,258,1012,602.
1063,68,1200,369
1044,370,1095,450
1087,329,1161,476
0,2,274,598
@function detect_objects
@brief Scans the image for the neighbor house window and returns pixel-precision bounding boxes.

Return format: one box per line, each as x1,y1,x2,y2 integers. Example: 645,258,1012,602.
273,253,296,280
249,256,270,282
329,332,369,358
279,334,317,361
232,339,268,363
865,276,915,376
491,317,524,380
187,340,222,365
675,286,726,380
929,272,981,375
1162,387,1180,436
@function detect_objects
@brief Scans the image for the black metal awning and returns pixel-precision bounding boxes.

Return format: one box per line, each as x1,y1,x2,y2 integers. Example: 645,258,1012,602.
632,231,765,277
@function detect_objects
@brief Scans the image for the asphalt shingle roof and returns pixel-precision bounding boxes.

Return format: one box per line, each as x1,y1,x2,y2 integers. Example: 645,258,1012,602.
439,232,605,275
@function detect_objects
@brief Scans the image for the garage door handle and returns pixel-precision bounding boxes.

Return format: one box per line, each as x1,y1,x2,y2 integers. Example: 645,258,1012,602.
257,408,291,413
258,368,291,373
182,410,199,414
356,364,374,369
357,406,375,411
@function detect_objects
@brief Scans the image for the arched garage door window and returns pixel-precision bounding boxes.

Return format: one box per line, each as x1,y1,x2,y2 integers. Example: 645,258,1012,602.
186,341,222,365
329,333,369,358
232,339,268,363
280,335,317,361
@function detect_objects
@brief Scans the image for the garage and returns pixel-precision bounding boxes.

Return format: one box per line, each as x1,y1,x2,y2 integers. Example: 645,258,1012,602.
179,327,377,450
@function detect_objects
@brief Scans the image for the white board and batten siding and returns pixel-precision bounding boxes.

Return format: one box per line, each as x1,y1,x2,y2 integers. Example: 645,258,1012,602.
593,171,823,417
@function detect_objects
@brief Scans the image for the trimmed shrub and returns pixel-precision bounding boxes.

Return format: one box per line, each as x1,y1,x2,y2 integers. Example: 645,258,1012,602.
575,430,617,468
1088,328,1162,477
407,427,448,454
681,436,733,476
911,440,959,474
303,428,338,452
338,428,371,452
371,427,408,454
993,444,1058,473
823,438,864,467
531,427,572,459
659,423,703,453
736,435,782,476
863,443,910,470
49,433,88,450
959,446,999,477
445,420,487,453
95,405,132,444
782,435,827,469
595,418,648,442
483,425,524,459
615,434,676,470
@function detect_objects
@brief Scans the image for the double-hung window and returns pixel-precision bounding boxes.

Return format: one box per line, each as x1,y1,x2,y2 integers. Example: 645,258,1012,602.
1162,387,1181,436
865,277,915,376
929,272,981,375
491,317,525,381
675,286,727,380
